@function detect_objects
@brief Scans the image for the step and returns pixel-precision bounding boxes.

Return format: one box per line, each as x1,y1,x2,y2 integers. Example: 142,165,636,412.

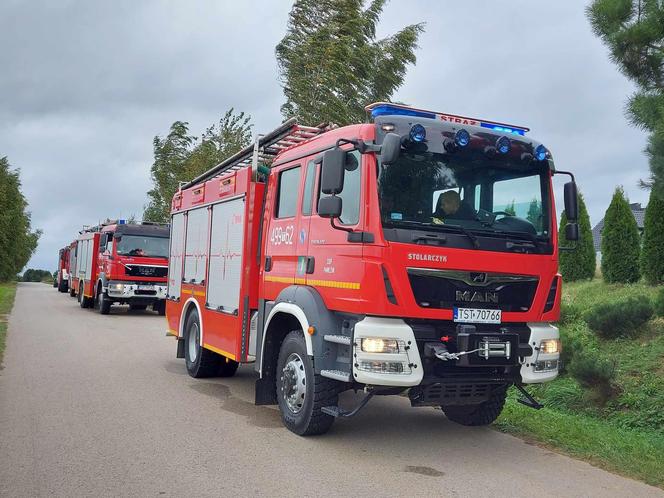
323,334,352,346
320,369,351,382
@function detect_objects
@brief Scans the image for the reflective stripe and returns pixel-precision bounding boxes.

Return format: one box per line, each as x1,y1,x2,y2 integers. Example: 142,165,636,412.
264,275,360,290
203,343,236,361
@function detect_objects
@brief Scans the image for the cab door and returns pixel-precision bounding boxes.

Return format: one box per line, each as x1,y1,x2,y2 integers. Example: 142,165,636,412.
262,163,303,300
304,150,365,310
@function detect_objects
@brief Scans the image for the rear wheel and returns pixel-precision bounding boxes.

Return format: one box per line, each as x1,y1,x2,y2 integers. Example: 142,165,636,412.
69,282,76,297
276,331,337,436
78,282,91,308
184,311,227,378
441,385,508,426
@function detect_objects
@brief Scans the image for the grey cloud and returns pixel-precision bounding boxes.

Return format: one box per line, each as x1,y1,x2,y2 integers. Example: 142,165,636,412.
0,0,651,271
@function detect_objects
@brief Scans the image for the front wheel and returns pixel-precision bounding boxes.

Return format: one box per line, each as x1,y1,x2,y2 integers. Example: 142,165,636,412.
96,289,111,315
276,331,338,436
441,385,508,426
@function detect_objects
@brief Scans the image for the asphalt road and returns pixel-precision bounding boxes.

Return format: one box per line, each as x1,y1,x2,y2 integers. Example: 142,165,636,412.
0,283,661,498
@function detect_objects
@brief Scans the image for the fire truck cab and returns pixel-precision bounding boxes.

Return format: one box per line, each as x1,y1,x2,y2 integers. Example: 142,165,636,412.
166,103,579,436
55,246,70,293
93,221,170,315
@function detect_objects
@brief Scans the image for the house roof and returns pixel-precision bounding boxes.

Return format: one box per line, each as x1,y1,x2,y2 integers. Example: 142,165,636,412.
592,203,646,252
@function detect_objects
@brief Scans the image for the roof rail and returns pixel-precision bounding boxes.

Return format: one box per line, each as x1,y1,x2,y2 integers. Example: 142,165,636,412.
180,118,328,190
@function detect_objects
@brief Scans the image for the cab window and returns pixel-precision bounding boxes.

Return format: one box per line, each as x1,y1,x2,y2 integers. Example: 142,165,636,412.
318,150,361,225
275,166,301,219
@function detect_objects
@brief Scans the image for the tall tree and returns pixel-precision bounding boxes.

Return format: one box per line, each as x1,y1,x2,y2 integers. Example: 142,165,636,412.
601,186,641,283
559,193,596,281
640,189,664,284
0,157,41,281
144,110,253,222
527,198,542,231
276,0,424,126
587,1,664,194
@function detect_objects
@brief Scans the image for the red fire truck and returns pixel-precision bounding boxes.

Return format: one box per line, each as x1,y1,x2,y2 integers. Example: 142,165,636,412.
71,220,170,314
54,246,70,292
165,103,579,436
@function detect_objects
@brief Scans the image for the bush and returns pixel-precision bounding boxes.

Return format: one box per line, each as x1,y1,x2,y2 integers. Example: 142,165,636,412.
640,190,664,285
601,187,641,283
585,295,654,338
559,192,596,281
568,349,617,405
654,288,664,317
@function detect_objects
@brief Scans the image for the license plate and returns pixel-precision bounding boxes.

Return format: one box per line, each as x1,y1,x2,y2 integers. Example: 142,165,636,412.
453,307,501,324
138,285,154,291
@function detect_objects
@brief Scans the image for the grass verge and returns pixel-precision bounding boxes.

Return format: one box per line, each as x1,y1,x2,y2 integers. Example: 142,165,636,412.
0,282,17,367
497,396,664,489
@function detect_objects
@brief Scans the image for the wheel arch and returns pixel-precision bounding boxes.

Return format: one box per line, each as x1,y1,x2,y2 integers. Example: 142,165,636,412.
179,297,204,346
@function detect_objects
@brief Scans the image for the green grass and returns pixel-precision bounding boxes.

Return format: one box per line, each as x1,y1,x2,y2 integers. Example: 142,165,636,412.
497,397,664,488
0,282,17,367
497,279,664,488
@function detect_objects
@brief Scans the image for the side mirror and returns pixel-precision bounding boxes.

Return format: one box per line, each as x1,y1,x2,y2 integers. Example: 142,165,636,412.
321,147,346,195
564,181,578,221
380,132,401,165
318,195,342,219
565,222,579,241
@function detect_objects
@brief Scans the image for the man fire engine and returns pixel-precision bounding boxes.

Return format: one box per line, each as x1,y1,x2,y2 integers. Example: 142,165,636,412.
165,103,579,436
72,220,170,315
54,246,70,292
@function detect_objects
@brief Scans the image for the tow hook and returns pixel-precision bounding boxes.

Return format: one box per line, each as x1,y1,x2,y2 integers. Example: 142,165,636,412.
514,383,543,410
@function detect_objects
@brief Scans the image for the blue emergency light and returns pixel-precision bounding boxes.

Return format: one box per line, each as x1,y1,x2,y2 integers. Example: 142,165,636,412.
409,124,426,142
455,129,470,147
496,136,511,154
534,144,548,161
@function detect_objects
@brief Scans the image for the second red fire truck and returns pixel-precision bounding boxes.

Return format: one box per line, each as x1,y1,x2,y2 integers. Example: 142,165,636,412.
165,103,579,435
69,220,170,314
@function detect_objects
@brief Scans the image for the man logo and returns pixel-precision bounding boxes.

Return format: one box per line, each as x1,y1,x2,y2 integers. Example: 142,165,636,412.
470,272,487,284
455,290,499,304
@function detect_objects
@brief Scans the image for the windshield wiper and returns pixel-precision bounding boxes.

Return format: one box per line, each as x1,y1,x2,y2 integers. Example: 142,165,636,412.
388,220,481,249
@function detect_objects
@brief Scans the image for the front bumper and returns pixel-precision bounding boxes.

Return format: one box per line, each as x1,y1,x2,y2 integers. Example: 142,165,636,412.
351,318,559,387
106,281,167,301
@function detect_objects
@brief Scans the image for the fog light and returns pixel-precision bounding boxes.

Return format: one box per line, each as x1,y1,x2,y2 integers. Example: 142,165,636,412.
358,361,406,374
539,339,561,354
361,338,399,353
108,283,124,292
534,359,559,372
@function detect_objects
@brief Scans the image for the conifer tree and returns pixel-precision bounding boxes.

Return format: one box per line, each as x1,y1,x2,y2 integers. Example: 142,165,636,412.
276,0,424,125
559,193,596,281
640,189,664,284
601,187,641,283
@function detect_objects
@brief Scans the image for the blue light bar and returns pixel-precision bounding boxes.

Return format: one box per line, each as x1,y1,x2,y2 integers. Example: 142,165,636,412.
480,123,525,136
370,104,436,120
119,219,126,224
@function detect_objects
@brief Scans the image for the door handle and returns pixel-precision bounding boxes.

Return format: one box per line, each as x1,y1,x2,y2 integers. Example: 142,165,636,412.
264,256,272,272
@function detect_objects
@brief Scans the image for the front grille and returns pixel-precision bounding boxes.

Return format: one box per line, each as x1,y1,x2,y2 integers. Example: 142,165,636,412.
125,265,168,278
407,268,538,312
135,289,157,296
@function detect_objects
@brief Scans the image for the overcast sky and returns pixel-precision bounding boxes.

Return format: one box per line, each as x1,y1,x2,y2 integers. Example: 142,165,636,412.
0,1,650,271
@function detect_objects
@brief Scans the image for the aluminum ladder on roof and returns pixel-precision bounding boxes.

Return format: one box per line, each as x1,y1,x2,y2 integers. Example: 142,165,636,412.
180,118,328,190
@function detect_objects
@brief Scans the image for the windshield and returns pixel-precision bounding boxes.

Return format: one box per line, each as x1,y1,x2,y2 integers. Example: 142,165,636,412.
116,235,169,258
377,151,551,245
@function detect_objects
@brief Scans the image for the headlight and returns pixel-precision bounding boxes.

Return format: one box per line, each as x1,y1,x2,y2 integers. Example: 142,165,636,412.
361,338,399,354
108,283,125,292
539,339,561,354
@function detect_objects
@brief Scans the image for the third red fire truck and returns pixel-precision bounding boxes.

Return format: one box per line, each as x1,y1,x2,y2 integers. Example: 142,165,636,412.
165,103,579,435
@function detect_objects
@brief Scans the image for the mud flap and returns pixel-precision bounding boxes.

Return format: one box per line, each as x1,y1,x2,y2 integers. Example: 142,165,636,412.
176,338,185,359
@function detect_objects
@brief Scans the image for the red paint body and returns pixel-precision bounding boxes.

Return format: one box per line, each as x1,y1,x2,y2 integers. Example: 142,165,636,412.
166,123,562,362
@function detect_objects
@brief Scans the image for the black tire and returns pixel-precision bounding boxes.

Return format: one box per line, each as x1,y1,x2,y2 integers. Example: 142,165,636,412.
442,385,508,426
218,356,239,377
153,301,166,316
96,286,111,315
57,278,68,293
184,311,223,378
276,331,338,436
78,283,91,308
52,278,58,288
69,282,76,297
